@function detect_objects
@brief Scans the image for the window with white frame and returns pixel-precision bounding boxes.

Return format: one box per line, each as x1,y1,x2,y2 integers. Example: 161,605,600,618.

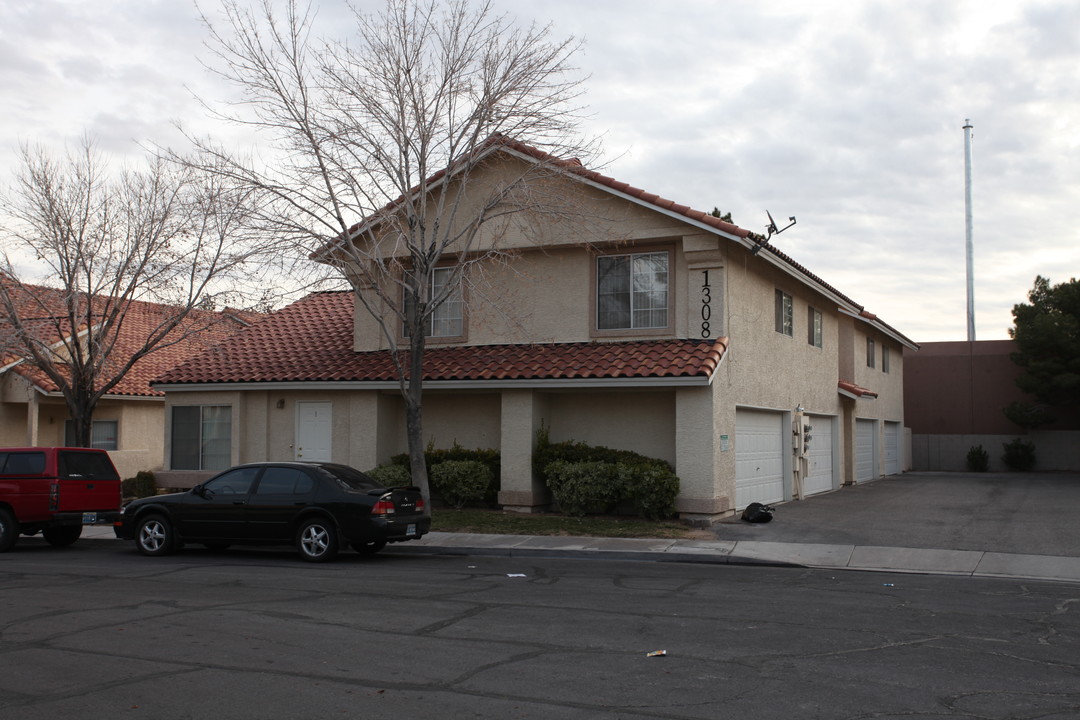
867,337,876,368
64,420,118,450
171,405,232,471
596,251,669,330
775,289,793,336
808,306,823,348
404,267,463,338
883,345,890,373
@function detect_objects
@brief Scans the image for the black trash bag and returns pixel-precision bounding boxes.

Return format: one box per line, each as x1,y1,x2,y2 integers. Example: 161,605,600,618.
741,502,775,523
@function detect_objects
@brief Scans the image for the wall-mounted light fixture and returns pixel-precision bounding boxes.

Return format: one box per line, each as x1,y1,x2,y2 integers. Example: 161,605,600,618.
276,399,285,409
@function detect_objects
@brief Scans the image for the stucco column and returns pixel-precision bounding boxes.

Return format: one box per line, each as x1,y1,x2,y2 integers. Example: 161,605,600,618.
674,385,731,522
840,397,856,485
498,389,550,512
347,392,381,471
26,392,40,446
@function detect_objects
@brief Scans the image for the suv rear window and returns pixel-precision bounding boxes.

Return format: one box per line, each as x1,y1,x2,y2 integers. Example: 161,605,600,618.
58,451,119,480
0,452,46,475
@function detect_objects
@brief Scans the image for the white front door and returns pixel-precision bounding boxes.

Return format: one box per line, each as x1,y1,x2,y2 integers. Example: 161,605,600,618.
296,402,332,462
735,409,785,509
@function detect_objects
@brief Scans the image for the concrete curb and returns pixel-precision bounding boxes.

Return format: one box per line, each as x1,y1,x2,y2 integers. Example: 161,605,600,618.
84,527,1080,583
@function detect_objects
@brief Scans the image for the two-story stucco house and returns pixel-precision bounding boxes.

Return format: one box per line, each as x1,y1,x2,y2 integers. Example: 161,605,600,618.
153,139,916,522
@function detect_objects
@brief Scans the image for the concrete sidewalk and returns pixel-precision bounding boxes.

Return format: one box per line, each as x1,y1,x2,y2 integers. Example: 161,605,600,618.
85,472,1080,583
380,531,1080,584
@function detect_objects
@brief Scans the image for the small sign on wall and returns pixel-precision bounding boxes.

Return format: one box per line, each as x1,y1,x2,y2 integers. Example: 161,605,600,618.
720,434,730,452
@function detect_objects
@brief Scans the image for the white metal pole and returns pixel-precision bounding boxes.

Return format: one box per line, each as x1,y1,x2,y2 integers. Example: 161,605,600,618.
963,119,975,341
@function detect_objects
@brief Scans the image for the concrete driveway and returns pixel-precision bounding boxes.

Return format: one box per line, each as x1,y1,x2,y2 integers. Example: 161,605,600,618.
714,472,1080,558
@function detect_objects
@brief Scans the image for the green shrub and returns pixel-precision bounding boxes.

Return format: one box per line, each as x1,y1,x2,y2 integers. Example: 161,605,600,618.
966,444,990,472
430,460,495,509
365,464,412,487
533,425,673,476
544,460,622,516
391,441,500,501
535,426,681,520
1001,438,1037,471
122,471,157,499
617,463,679,520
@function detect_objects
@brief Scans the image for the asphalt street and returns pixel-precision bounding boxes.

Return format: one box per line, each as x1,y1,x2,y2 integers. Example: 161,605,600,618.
1,542,1079,719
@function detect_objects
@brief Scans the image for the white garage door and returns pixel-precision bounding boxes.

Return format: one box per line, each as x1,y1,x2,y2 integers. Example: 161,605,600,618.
803,414,834,496
855,419,876,483
884,422,900,475
736,409,785,508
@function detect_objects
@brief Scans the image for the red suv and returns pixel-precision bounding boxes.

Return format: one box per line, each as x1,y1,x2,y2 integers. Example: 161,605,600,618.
0,447,123,552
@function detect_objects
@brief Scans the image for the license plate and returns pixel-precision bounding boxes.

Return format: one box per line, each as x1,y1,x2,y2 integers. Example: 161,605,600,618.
407,523,416,536
82,512,98,524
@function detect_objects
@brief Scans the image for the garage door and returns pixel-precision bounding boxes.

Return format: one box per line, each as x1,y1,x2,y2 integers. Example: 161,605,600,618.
855,419,876,483
884,422,900,475
736,409,785,508
803,414,834,496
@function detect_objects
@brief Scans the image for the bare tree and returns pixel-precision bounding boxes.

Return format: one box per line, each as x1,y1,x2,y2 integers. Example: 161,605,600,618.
185,0,594,500
0,139,291,446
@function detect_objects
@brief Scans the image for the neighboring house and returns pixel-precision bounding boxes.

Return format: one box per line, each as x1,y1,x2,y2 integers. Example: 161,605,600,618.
0,283,256,478
905,340,1080,471
153,139,916,522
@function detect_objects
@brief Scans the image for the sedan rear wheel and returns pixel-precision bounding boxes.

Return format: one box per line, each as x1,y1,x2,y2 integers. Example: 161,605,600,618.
351,540,387,556
136,514,176,557
296,517,338,563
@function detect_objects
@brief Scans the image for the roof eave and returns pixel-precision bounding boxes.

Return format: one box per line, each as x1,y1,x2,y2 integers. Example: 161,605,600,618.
153,374,715,393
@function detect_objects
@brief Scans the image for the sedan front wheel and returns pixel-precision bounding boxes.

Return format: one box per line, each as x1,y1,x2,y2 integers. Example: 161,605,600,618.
136,515,176,557
296,518,338,563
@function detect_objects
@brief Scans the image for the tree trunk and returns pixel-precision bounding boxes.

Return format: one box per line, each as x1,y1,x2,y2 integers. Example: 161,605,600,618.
405,335,430,508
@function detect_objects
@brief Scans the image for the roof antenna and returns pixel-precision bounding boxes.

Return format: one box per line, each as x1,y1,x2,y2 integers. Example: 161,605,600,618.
750,210,796,255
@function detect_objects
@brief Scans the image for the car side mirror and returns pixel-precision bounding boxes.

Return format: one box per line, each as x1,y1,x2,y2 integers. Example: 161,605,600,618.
192,484,207,498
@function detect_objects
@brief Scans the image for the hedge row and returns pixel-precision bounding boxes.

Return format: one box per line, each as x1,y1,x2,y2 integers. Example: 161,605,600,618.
367,430,680,520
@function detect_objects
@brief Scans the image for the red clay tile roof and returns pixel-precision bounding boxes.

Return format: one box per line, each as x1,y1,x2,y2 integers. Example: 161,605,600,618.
1,279,256,398
838,379,879,399
155,291,729,386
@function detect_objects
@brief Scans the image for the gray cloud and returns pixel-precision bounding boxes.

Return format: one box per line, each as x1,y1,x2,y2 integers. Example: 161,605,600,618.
2,0,1077,341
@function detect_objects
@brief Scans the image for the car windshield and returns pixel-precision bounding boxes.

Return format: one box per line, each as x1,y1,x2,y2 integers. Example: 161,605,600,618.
315,464,383,491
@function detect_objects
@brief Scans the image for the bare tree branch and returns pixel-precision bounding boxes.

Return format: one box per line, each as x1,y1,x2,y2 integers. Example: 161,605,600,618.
178,0,597,501
0,138,307,446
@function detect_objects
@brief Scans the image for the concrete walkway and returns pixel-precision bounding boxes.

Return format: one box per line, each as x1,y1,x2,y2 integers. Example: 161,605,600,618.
86,472,1080,583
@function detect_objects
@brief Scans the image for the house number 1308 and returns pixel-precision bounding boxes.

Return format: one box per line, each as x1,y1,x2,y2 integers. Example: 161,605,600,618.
700,270,712,338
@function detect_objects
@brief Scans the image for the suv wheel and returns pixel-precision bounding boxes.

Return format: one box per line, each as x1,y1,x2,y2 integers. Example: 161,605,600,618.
136,514,176,557
296,517,338,562
0,507,18,553
43,525,83,547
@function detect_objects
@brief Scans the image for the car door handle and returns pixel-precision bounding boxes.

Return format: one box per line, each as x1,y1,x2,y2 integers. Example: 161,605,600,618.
232,501,246,506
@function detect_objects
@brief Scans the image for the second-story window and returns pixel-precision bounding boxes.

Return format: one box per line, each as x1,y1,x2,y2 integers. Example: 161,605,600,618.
404,267,463,338
867,337,876,368
596,251,669,330
428,267,463,337
883,345,891,374
808,306,823,348
775,289,793,336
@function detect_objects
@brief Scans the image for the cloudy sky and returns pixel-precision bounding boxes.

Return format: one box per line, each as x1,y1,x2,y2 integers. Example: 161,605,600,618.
2,0,1078,342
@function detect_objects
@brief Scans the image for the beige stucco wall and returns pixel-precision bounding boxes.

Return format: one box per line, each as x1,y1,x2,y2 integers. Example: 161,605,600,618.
545,389,676,463
1,371,164,478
